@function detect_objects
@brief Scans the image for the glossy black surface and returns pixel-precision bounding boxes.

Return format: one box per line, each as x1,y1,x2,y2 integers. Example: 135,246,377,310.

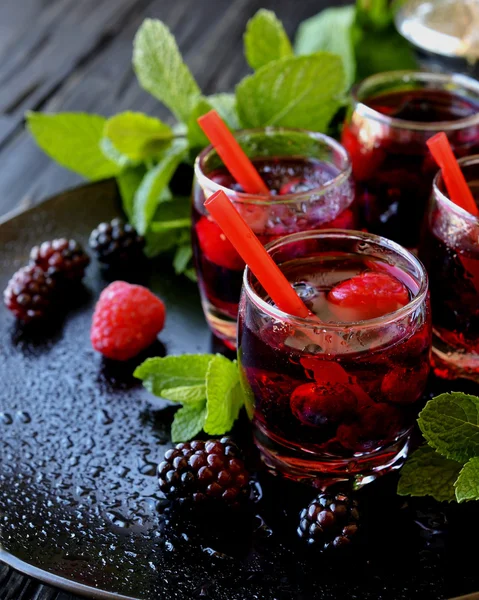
1,180,479,600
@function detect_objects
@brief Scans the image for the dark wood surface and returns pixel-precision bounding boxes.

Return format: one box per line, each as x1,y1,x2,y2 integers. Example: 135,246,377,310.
0,0,347,598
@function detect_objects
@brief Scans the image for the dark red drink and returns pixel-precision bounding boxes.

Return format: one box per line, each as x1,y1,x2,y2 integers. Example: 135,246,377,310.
419,156,479,381
342,72,479,248
193,129,355,349
238,230,431,484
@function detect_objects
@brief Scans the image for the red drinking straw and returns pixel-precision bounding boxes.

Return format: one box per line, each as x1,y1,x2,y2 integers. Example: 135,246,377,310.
427,132,479,217
197,110,270,195
205,190,373,402
204,190,310,318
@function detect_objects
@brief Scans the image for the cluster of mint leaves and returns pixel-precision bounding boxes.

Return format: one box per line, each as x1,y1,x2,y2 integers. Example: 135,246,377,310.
398,392,479,503
134,354,244,442
26,2,415,279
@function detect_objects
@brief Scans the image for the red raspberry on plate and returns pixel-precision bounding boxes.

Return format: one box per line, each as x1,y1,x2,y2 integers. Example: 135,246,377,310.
91,281,165,360
328,271,409,322
195,216,245,271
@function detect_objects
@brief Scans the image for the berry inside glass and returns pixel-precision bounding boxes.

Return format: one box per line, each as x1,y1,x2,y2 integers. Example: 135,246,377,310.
238,230,431,485
342,71,479,249
192,129,356,350
419,155,479,381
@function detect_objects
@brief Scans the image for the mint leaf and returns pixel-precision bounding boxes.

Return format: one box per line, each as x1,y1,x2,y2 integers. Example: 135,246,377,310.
116,165,146,220
236,53,346,132
353,25,417,80
244,9,293,70
397,445,462,503
204,355,244,435
101,137,136,169
187,93,240,149
455,457,479,502
144,227,179,258
184,268,197,282
133,19,201,123
356,0,392,30
419,393,479,463
144,194,190,257
171,401,207,443
295,6,356,86
134,354,214,402
173,245,193,275
26,112,120,181
133,140,188,234
104,112,173,161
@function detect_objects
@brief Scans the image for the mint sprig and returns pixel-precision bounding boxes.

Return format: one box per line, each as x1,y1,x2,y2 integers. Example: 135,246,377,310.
399,393,479,503
134,354,245,442
26,3,415,279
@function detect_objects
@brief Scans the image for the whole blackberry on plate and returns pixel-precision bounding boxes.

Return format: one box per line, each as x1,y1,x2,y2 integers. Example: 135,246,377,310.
89,219,145,268
158,438,249,508
297,492,360,550
30,238,90,281
4,265,56,322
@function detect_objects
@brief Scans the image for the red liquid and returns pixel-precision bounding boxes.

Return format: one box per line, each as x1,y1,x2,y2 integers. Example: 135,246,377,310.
192,157,356,324
420,212,479,367
238,255,431,458
342,89,479,248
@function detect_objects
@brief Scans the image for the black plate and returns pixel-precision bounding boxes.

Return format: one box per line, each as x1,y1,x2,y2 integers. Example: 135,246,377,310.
1,180,479,600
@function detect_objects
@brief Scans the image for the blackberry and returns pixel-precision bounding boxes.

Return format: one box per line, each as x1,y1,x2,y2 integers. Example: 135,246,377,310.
89,219,145,267
30,238,90,281
158,438,249,508
297,492,360,550
4,265,56,322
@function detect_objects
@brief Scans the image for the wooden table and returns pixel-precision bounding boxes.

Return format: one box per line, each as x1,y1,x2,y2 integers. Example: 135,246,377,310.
0,0,350,598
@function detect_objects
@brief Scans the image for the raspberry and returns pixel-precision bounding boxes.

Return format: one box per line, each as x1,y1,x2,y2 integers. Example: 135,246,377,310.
195,216,245,271
297,492,360,550
91,281,165,360
89,219,145,268
158,438,249,508
328,271,410,322
4,265,56,322
30,238,90,281
290,382,357,428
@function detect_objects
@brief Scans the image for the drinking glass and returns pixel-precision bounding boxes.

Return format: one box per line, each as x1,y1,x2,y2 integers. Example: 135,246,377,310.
342,71,479,248
419,155,479,381
192,128,356,350
238,229,431,486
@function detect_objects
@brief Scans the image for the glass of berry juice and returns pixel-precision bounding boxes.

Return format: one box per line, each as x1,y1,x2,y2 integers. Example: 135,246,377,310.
342,71,479,248
238,230,431,486
419,155,479,381
192,128,356,350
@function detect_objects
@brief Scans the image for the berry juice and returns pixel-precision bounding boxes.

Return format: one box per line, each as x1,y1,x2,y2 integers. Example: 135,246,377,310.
342,72,479,248
238,230,431,483
193,140,356,350
419,157,479,380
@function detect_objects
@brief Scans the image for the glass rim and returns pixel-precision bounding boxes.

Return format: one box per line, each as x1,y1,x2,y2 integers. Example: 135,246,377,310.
433,154,479,225
242,228,429,331
194,127,352,206
352,70,479,132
